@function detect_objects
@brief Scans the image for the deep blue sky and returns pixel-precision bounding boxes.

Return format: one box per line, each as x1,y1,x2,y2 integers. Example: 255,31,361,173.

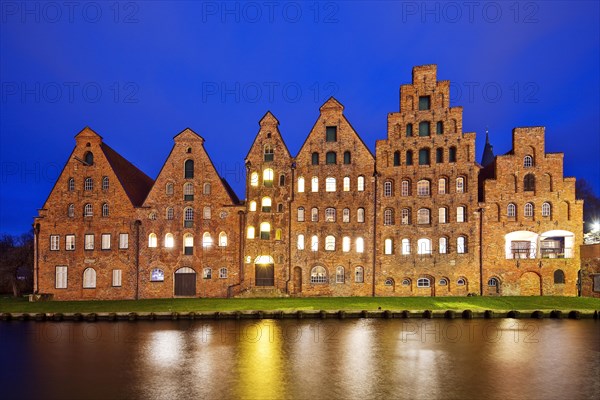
1,1,599,235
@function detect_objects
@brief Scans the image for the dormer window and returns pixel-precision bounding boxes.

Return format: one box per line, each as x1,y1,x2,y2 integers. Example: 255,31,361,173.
418,96,430,110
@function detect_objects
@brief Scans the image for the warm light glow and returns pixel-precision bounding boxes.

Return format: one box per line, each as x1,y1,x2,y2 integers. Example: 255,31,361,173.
592,221,600,233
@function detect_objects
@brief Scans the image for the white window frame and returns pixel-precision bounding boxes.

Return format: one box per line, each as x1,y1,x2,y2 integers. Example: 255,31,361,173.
119,233,129,249
342,236,351,252
297,234,305,250
343,176,350,192
357,176,365,192
50,235,60,251
101,233,111,250
438,207,447,224
325,177,336,192
325,235,336,251
311,176,319,192
84,234,94,250
66,235,76,251
112,269,122,287
55,266,67,289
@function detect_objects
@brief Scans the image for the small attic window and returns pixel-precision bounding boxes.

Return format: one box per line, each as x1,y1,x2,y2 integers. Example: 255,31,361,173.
267,132,272,138
84,152,94,165
186,147,192,154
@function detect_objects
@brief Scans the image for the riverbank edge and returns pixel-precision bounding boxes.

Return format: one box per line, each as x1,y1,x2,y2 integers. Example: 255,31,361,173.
1,309,599,322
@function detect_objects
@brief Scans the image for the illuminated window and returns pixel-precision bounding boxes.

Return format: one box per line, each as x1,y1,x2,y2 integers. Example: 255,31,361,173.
311,235,319,252
183,234,193,254
343,176,350,191
219,232,228,247
203,183,211,195
439,237,448,254
326,177,336,192
203,232,213,247
401,208,410,225
50,235,60,251
356,237,364,253
119,234,128,249
357,176,365,191
457,236,467,254
297,177,305,193
260,222,270,240
84,204,93,217
247,226,255,239
263,169,274,187
417,238,432,255
184,183,194,201
402,238,410,255
336,266,345,283
384,238,393,255
342,237,351,252
184,207,194,227
68,204,75,218
164,233,174,248
325,235,336,251
151,268,164,282
65,235,75,251
148,233,157,248
311,176,319,192
204,268,212,279
310,266,327,284
249,201,257,212
250,172,259,187
297,234,305,250
261,197,272,212
219,268,228,279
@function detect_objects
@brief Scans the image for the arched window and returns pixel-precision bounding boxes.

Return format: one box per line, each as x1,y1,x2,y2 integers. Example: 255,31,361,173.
84,177,93,191
203,183,211,195
524,155,533,168
203,268,212,279
148,233,157,248
402,279,411,287
310,266,327,284
418,148,430,165
384,238,393,255
249,201,257,212
84,204,93,217
297,177,305,192
342,236,351,252
355,267,364,283
84,152,94,165
259,222,270,240
553,269,565,284
326,151,337,165
457,236,467,254
311,176,319,192
183,234,193,254
384,208,394,225
406,123,413,137
417,180,430,196
184,207,194,227
151,268,164,282
343,176,350,191
219,268,228,279
83,268,96,288
102,176,109,190
336,266,345,283
417,208,430,225
219,232,228,247
524,203,534,217
247,226,255,239
202,232,213,247
343,151,351,164
438,207,447,223
312,152,319,165
402,238,411,255
449,147,457,162
357,176,365,191
436,148,444,163
456,177,465,193
401,208,411,225
68,204,75,218
184,182,194,201
184,159,194,178
311,207,319,222
488,278,498,287
202,206,211,220
393,151,401,166
457,206,466,222
436,121,444,135
419,121,431,136
263,168,274,187
68,178,75,191
354,237,365,253
166,207,174,220
279,174,285,186
264,145,274,162
250,172,259,187
325,177,336,192
165,233,174,248
297,234,305,250
406,150,413,166
439,279,448,286
102,203,109,217
417,238,432,255
384,181,393,197
311,235,319,252
457,278,466,286
277,203,283,213
357,208,365,223
325,235,336,251
275,229,282,241
508,203,516,217
325,207,336,222
401,180,410,196
439,237,448,254
542,202,551,217
261,197,272,212
417,278,430,288
297,207,305,222
524,174,535,191
343,208,350,223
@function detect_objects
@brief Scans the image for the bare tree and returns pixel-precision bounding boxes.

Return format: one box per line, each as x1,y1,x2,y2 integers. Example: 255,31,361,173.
0,232,34,296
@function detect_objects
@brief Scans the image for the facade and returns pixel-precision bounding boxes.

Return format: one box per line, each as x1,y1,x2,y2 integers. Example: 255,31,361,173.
33,65,583,300
579,244,600,298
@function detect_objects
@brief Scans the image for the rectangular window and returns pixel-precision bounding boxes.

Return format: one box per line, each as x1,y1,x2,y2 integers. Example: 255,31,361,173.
439,208,447,223
112,269,122,287
457,207,465,222
101,234,111,250
84,234,94,250
119,233,129,249
593,275,600,293
297,208,305,222
326,126,337,142
50,235,60,251
418,96,430,110
65,235,75,251
511,241,531,259
311,208,318,222
55,266,67,289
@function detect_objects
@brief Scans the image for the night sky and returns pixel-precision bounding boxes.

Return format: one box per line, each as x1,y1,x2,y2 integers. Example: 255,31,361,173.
1,1,599,235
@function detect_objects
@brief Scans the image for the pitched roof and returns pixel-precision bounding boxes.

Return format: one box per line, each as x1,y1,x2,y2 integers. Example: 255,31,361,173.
100,143,154,207
221,177,240,204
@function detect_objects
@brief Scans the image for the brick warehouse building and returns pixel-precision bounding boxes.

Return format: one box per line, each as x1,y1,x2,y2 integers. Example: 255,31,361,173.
33,65,583,300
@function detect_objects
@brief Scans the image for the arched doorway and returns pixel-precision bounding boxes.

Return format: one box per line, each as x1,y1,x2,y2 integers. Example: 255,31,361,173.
519,271,541,296
255,255,274,286
174,267,196,296
293,267,302,294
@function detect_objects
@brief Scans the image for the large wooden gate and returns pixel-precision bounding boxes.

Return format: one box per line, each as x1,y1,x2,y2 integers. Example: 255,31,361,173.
255,263,274,286
174,267,196,296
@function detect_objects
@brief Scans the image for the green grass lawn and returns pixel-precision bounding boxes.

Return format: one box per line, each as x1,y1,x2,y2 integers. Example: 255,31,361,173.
1,296,599,313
